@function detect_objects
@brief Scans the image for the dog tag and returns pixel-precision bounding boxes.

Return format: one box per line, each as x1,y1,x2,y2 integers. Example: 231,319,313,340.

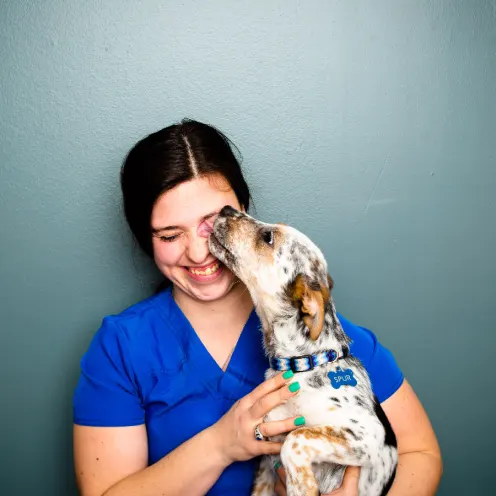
328,367,357,389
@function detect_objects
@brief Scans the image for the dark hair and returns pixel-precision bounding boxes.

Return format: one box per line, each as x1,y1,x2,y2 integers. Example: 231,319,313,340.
121,119,251,259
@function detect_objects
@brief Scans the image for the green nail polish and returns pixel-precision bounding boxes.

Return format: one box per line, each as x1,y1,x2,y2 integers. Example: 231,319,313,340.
282,370,294,380
294,416,306,426
274,460,282,470
289,381,300,393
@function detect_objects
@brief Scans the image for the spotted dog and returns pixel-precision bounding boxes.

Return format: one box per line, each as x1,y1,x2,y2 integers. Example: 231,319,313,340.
209,206,398,496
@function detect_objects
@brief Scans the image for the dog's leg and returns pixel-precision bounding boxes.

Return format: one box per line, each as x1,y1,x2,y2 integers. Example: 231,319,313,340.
251,456,277,496
280,425,385,496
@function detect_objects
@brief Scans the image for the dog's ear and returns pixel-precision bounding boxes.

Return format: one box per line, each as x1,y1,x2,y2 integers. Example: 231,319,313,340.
291,274,330,341
327,273,334,292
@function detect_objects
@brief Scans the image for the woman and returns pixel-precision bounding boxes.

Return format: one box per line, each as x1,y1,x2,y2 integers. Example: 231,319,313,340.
73,119,442,496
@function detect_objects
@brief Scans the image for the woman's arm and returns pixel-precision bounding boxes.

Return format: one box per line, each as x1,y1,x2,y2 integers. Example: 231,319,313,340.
74,371,301,496
74,423,230,496
382,379,443,495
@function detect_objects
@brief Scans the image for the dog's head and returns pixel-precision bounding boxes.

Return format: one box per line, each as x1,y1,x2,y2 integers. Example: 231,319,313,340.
209,206,333,341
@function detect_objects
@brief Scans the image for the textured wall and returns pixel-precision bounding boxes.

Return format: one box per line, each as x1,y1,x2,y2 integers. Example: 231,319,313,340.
1,1,494,494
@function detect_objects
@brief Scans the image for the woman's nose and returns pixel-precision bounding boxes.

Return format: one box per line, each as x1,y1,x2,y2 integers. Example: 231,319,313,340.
186,233,210,264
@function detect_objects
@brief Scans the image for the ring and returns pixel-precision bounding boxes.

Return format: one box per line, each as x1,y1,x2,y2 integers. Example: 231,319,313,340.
254,424,264,441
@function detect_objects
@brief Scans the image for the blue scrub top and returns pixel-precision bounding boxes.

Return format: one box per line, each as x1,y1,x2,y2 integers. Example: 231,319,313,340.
73,287,403,495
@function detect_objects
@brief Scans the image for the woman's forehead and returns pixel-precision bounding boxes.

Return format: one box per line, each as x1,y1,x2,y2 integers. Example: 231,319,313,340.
151,176,240,229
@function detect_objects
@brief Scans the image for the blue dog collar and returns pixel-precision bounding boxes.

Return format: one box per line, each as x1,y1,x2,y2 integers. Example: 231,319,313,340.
270,348,349,373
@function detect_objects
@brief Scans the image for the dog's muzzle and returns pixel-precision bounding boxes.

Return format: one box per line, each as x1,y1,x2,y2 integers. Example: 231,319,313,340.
209,205,241,261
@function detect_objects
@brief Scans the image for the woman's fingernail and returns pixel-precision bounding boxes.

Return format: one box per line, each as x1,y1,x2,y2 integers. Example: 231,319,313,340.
282,370,294,380
294,416,306,426
274,460,282,470
288,382,300,393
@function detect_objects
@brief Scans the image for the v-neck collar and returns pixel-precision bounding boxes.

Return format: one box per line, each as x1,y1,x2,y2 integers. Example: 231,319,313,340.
159,288,268,399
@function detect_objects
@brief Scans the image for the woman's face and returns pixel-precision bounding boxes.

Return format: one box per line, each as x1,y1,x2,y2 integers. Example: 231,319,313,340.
150,174,242,302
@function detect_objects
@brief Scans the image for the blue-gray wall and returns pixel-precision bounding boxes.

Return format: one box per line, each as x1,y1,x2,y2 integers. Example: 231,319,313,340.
1,1,494,494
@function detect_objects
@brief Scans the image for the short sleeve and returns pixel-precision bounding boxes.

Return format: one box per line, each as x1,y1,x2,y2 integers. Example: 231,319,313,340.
73,317,145,426
337,313,404,403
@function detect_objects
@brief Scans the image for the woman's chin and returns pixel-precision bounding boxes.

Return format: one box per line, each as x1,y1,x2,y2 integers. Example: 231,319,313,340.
176,266,238,302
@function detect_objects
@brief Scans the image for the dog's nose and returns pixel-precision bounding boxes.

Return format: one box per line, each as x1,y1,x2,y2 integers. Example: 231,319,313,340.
219,205,238,218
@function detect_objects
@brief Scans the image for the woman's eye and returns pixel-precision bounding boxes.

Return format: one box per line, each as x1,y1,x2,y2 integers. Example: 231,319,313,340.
261,230,274,245
160,234,180,243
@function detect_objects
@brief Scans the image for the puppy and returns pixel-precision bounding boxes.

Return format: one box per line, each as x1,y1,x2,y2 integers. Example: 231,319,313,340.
209,206,397,496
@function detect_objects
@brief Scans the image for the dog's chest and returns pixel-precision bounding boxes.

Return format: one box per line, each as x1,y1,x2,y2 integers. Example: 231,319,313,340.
266,367,379,435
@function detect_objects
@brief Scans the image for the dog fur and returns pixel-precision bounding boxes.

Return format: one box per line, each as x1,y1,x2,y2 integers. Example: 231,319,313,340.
209,206,398,496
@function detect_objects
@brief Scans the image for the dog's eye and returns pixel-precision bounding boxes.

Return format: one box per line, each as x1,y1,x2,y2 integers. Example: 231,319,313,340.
261,230,274,245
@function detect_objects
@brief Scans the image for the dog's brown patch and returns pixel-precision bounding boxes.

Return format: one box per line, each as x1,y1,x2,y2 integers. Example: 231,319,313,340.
251,464,275,496
293,426,349,448
290,275,330,340
327,273,334,291
251,481,272,496
288,465,319,496
253,226,284,263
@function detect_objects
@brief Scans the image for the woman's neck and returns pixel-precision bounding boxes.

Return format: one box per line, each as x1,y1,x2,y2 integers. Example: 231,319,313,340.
172,279,254,330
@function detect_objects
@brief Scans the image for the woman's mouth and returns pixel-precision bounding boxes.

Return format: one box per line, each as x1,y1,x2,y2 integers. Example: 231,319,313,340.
188,262,220,276
182,260,224,282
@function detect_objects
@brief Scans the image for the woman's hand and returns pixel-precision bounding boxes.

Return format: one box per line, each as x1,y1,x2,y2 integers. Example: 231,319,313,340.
326,467,360,496
212,372,302,464
275,465,360,496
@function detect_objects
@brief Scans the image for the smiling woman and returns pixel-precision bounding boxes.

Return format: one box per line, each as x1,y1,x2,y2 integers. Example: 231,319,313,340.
149,174,242,302
72,119,441,496
120,120,250,264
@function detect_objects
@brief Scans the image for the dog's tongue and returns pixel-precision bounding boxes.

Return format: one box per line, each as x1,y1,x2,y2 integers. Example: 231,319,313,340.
197,219,214,238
